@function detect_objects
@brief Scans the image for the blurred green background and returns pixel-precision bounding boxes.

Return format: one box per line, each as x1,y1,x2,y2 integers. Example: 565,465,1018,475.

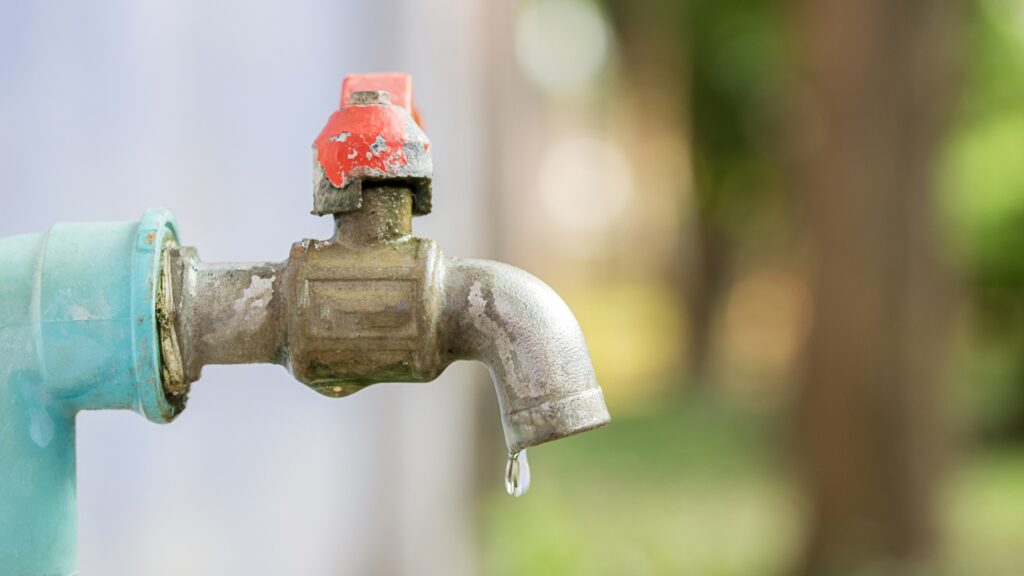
478,0,1024,573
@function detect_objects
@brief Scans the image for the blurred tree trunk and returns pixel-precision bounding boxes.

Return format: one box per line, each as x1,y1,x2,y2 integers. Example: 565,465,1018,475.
793,0,961,573
686,215,729,389
607,0,784,392
602,1,702,389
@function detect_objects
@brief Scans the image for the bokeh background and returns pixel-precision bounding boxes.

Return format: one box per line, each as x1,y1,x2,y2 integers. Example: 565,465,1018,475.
2,0,1024,574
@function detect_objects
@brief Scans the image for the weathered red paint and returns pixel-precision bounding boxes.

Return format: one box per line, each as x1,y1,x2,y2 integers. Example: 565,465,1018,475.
315,103,410,189
314,73,434,191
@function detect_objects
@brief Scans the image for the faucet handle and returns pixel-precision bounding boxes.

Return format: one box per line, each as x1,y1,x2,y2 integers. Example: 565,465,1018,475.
312,72,432,217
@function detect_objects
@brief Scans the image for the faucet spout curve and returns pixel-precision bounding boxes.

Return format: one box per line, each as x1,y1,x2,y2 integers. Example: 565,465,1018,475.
439,258,610,453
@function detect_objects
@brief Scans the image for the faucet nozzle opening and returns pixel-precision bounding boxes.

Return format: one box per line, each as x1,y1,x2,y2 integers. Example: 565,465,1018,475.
441,259,610,453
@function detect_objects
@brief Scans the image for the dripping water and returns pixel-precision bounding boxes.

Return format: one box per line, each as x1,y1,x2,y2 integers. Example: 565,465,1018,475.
504,449,531,497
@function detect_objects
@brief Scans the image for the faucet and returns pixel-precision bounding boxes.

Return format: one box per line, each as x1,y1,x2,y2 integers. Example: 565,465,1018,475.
0,73,609,574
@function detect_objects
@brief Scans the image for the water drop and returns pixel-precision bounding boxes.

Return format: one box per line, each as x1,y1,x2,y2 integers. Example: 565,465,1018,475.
504,449,531,497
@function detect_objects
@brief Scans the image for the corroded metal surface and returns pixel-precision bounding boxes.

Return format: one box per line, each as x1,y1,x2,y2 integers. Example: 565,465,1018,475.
286,188,444,396
157,243,186,397
161,189,609,451
164,248,286,387
158,72,609,452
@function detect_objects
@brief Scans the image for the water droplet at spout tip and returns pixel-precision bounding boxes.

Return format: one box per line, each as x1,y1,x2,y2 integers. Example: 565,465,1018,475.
504,449,532,497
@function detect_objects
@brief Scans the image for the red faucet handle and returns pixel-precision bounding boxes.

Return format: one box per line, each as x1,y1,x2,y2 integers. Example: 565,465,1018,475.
314,72,432,217
341,72,422,125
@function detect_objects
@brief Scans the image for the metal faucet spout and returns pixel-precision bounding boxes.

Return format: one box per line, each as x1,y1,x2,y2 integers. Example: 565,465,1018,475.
439,259,610,453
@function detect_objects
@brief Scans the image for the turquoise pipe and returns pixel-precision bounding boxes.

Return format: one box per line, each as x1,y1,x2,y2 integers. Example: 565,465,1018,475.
0,209,180,575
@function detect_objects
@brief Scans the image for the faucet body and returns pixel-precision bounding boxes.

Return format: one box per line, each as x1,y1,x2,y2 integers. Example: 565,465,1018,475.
0,210,179,574
163,186,609,454
0,73,608,574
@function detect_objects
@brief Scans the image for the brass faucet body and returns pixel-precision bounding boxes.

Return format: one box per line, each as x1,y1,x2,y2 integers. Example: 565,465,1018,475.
287,188,444,396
